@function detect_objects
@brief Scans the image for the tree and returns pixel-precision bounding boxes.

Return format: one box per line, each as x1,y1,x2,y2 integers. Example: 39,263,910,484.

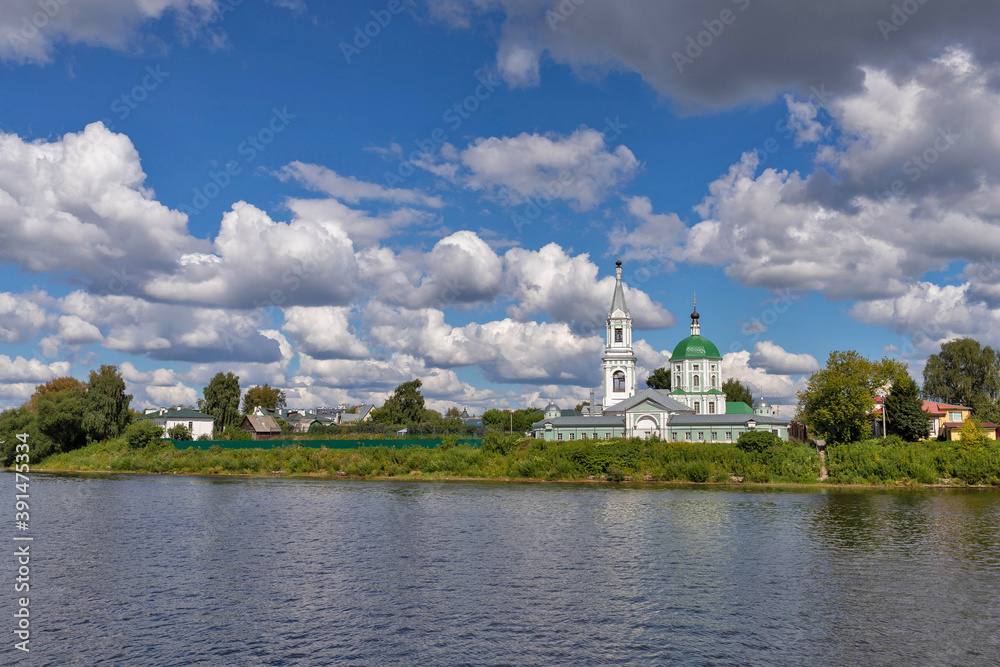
736,430,782,453
722,378,754,408
124,420,166,449
957,417,990,451
34,389,87,455
646,367,672,390
82,365,133,442
167,424,192,441
923,338,1000,423
512,408,543,432
241,384,287,415
25,376,86,411
575,401,590,412
884,375,930,442
796,351,908,445
445,407,462,419
371,379,425,424
482,409,507,431
0,407,37,466
199,372,241,432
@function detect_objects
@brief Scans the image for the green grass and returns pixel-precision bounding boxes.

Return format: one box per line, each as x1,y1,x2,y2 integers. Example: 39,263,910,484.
33,436,1000,486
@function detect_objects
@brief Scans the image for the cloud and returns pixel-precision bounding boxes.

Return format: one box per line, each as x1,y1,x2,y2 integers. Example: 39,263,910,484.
277,161,444,207
428,0,1000,109
722,350,807,408
608,195,687,267
503,243,674,330
281,306,369,360
458,128,639,209
749,340,820,375
0,291,50,344
0,354,70,383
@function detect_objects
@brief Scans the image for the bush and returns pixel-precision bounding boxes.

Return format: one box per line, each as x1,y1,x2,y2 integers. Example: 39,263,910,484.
167,424,192,441
439,436,458,450
197,434,211,441
125,420,166,449
736,430,782,453
482,432,522,455
219,425,252,441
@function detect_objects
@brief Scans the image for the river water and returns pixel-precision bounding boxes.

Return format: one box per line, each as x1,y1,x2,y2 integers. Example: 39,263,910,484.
6,474,1000,665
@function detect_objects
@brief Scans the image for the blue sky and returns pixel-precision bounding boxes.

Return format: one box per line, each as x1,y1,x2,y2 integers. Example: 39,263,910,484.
1,0,999,414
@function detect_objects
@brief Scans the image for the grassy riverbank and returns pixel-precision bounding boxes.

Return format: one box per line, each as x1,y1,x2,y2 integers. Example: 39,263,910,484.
32,435,1000,486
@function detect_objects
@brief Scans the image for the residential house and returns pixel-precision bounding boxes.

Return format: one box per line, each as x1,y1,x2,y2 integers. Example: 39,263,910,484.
240,414,282,440
137,407,215,439
341,405,374,424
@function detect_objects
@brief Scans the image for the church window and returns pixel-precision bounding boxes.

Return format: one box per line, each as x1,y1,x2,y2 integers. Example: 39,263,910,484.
613,371,625,392
693,364,700,371
570,433,575,440
557,433,563,441
698,432,704,441
709,403,715,414
694,401,700,414
675,374,681,387
593,433,598,440
711,375,717,388
614,328,622,342
685,432,691,441
581,433,587,439
604,433,610,439
726,431,732,441
674,364,681,371
711,364,716,371
693,375,700,387
711,431,717,441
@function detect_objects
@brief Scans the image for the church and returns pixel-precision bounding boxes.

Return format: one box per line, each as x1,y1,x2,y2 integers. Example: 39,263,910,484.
531,260,790,442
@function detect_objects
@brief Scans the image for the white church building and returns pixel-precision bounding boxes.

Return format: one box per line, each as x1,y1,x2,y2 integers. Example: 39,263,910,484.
531,260,790,442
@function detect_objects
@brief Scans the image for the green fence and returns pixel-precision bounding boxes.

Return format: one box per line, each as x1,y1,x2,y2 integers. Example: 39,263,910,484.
170,438,483,451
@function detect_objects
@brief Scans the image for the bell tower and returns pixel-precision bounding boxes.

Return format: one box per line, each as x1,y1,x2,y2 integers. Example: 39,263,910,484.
602,259,637,408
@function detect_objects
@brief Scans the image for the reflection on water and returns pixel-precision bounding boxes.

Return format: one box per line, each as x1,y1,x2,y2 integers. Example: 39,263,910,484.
8,475,1000,665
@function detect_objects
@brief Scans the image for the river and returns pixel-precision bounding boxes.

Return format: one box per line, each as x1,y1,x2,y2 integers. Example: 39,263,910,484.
7,474,1000,665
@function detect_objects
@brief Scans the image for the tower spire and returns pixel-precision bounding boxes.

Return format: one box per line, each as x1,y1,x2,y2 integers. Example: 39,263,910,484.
690,293,701,336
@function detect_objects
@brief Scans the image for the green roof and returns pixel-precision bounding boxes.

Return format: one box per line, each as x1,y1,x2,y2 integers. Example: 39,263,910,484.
726,401,754,415
671,334,721,360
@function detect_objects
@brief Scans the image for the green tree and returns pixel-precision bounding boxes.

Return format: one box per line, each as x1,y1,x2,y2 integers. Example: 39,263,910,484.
722,378,754,408
736,430,782,453
199,372,242,432
513,408,543,432
35,388,87,456
82,365,133,442
797,351,908,445
167,424,193,441
482,408,507,431
885,375,930,442
957,417,990,451
445,406,462,419
241,384,287,415
574,400,590,412
371,380,425,424
124,420,166,449
923,338,1000,423
646,367,672,390
0,407,38,466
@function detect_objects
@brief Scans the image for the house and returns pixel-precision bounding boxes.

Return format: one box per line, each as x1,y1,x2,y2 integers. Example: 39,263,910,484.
137,407,215,439
532,260,791,442
252,407,339,433
240,414,282,440
872,398,998,441
341,404,374,423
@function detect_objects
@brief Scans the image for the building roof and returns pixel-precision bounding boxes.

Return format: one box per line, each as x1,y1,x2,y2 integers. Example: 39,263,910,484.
726,401,754,415
609,258,629,316
242,414,281,433
753,398,772,409
670,334,722,360
532,415,625,428
545,401,560,412
669,414,790,426
605,388,692,413
137,407,215,421
922,401,971,415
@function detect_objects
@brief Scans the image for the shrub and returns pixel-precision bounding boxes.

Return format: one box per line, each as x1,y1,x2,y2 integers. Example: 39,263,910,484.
125,420,166,449
736,430,782,453
482,432,522,455
219,425,252,441
167,424,192,441
685,460,711,483
197,434,211,441
439,436,458,450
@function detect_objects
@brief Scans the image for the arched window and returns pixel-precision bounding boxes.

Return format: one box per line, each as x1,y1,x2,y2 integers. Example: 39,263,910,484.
694,401,700,414
675,374,681,387
614,328,622,342
711,375,717,388
693,375,700,388
709,403,715,414
613,371,625,392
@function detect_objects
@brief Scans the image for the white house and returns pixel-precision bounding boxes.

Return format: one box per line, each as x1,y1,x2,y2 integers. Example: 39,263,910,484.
138,407,216,439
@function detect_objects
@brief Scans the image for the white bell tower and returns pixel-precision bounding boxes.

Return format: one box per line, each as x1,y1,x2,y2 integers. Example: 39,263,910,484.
602,259,637,408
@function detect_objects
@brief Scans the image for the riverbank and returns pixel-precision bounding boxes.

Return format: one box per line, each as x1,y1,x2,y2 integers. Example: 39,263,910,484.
30,436,1000,486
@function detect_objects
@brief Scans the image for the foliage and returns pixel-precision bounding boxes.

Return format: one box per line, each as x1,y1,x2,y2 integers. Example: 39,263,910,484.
885,374,930,442
167,424,193,441
722,378,754,408
482,409,508,431
125,420,166,449
35,389,87,455
241,384,287,415
797,351,908,445
0,407,39,466
646,367,672,390
199,372,242,431
371,380,425,424
923,338,1000,424
957,418,990,452
445,406,462,419
482,432,522,455
82,365,133,442
574,401,590,412
736,430,782,453
25,376,86,411
220,425,253,441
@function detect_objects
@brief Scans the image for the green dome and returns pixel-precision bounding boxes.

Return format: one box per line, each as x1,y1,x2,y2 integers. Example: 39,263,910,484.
671,335,721,360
